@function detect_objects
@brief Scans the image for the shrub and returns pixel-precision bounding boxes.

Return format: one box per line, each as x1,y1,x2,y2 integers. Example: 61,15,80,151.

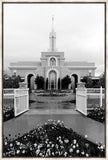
87,107,105,123
3,105,14,121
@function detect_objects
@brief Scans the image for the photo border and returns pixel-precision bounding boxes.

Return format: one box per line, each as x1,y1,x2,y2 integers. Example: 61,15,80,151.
0,0,107,159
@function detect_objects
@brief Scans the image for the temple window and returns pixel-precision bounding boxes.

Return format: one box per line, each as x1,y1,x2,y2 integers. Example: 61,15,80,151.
50,57,56,66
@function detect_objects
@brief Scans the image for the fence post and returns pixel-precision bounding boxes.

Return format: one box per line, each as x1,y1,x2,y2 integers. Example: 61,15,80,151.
14,89,16,117
100,86,102,107
27,89,29,110
85,88,87,116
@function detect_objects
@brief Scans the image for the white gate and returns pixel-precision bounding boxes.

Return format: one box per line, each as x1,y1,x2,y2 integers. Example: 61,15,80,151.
76,87,87,116
3,88,29,117
14,89,29,116
76,83,105,116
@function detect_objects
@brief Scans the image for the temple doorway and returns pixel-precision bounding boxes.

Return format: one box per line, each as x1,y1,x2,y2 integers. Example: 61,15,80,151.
27,74,35,92
48,70,57,90
71,74,78,92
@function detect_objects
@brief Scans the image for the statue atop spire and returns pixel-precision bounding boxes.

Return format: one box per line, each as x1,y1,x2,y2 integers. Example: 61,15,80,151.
49,15,56,52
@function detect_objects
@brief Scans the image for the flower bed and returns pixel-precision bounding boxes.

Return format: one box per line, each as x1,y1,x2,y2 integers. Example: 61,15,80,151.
3,120,105,157
87,107,105,123
37,93,66,97
3,105,14,122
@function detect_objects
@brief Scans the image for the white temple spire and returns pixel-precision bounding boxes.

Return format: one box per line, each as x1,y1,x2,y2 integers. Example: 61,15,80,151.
52,15,54,31
49,15,56,52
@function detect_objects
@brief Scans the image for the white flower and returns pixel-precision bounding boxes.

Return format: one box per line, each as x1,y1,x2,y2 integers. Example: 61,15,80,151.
16,150,20,154
64,139,69,143
34,143,37,147
36,149,40,155
22,150,25,154
30,147,33,151
76,150,80,154
38,144,43,148
52,152,54,156
76,143,79,147
51,144,54,148
5,142,7,145
42,155,45,157
81,151,85,155
47,144,50,147
39,152,42,156
59,140,63,144
73,139,77,144
69,148,73,153
45,153,48,156
17,142,20,145
73,145,76,149
103,145,105,148
57,120,60,123
55,144,58,149
86,153,89,157
60,145,64,149
64,152,68,157
100,146,104,150
85,135,88,138
47,149,51,156
10,143,13,147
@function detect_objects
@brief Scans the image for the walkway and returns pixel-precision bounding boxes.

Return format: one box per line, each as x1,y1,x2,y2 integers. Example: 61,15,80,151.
3,93,105,145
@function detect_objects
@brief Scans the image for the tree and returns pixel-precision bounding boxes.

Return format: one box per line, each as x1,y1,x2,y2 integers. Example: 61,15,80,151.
61,75,71,89
46,78,48,90
81,76,93,88
3,75,24,88
98,73,105,88
35,75,44,89
58,78,60,90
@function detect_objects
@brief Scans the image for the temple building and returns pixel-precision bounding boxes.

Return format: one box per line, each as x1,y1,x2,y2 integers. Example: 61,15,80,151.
9,17,96,90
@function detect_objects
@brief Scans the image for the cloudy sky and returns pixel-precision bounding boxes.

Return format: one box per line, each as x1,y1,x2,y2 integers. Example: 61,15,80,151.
4,3,105,76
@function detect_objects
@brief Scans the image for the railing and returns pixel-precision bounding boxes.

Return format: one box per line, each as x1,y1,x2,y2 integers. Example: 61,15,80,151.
87,88,105,94
87,87,104,108
3,89,14,94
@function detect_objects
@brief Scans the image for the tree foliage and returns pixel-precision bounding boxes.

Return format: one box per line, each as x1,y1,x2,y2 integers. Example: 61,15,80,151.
35,75,44,89
3,74,24,88
98,73,105,88
61,75,71,89
81,76,93,88
81,73,105,88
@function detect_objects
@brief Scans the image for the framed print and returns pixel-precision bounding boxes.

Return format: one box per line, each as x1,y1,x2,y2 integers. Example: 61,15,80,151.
1,0,107,159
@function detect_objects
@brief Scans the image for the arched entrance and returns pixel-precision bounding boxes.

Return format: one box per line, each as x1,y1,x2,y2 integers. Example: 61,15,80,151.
71,74,78,92
27,74,35,92
48,70,57,90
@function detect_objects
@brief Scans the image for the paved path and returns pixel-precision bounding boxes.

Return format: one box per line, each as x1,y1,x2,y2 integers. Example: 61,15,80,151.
3,93,105,145
4,110,105,145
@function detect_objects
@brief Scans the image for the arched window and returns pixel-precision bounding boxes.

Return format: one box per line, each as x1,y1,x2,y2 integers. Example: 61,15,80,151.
50,57,56,66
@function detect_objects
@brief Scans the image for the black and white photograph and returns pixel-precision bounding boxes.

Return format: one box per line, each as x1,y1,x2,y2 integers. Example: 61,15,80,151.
2,1,106,158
